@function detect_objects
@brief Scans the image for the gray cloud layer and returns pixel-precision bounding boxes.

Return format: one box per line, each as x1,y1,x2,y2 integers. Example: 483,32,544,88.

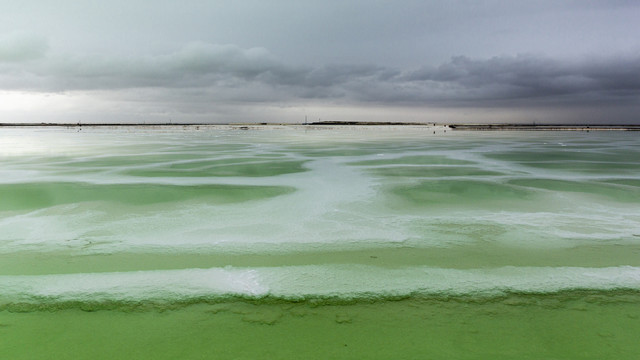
2,1,638,124
3,40,639,108
403,55,640,104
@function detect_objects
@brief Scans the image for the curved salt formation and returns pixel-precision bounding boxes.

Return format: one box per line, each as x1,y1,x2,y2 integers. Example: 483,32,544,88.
1,127,639,311
2,265,640,310
2,127,639,360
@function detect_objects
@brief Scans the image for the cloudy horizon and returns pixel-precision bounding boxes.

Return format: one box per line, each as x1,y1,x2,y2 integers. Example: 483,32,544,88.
1,1,639,124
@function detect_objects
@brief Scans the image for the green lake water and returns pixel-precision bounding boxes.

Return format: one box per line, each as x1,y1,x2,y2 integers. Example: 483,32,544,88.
1,126,639,359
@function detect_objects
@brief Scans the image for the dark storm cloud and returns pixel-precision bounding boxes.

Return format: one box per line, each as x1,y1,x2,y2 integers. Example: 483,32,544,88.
402,54,640,104
0,42,390,93
1,41,639,108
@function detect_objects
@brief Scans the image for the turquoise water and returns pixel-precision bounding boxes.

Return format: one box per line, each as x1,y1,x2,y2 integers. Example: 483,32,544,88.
1,126,639,359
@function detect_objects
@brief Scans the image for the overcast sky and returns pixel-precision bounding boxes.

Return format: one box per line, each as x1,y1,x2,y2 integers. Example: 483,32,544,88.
1,0,639,124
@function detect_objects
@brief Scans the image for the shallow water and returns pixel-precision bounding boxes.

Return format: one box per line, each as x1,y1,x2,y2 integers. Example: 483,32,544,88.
1,126,639,359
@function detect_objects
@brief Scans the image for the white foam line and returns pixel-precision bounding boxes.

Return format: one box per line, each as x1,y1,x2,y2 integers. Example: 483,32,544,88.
1,265,639,304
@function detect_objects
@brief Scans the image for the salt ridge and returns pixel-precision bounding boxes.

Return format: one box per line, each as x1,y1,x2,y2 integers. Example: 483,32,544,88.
1,265,639,304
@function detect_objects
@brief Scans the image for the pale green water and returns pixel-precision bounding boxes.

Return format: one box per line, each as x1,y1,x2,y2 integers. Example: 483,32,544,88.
1,126,640,359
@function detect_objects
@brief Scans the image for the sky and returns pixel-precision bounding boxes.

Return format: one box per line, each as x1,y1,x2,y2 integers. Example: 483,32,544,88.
1,0,639,124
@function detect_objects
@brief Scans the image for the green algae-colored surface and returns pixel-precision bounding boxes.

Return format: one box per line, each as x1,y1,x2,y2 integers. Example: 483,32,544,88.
1,127,639,359
2,294,640,360
0,182,295,210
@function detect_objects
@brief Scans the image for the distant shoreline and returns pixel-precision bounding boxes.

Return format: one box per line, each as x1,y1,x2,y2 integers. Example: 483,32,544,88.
0,121,638,131
446,124,640,131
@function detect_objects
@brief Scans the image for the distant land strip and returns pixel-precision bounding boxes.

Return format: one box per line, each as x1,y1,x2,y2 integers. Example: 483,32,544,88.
0,122,638,130
446,124,640,131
